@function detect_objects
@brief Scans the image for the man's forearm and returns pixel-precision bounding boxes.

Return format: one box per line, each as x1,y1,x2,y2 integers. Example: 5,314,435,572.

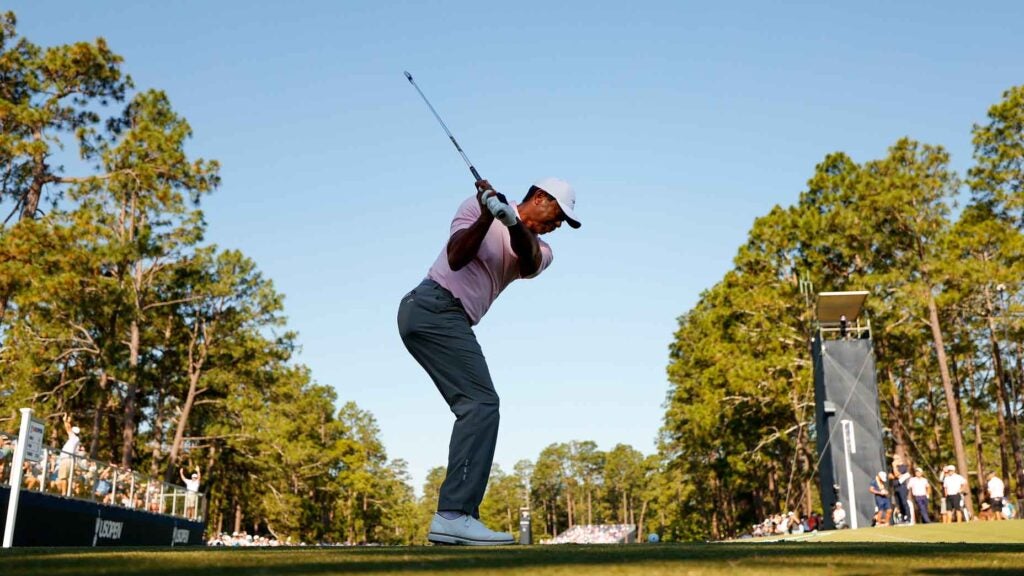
508,223,541,277
447,212,495,270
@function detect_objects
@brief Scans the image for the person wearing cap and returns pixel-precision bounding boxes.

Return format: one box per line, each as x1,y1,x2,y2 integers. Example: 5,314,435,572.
941,465,968,523
986,471,1005,521
56,414,81,497
831,502,847,529
398,177,580,545
868,471,892,526
906,467,932,523
180,466,203,520
890,456,912,524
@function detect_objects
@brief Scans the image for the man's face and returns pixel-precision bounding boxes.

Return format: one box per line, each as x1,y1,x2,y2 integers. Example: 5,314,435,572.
526,191,566,235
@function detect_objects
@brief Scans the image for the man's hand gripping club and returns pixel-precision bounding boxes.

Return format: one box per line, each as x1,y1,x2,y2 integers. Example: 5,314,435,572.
475,180,517,227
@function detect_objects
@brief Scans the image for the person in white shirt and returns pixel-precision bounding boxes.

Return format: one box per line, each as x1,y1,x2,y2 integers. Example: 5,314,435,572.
832,502,847,529
180,466,202,520
906,467,932,523
986,471,1005,521
56,414,80,497
941,465,968,523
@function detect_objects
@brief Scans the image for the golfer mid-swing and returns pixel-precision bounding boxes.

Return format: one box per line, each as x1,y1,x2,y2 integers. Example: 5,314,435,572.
398,177,580,545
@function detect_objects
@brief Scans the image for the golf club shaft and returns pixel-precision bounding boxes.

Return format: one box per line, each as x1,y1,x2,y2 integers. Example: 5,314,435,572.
405,71,509,221
404,71,482,182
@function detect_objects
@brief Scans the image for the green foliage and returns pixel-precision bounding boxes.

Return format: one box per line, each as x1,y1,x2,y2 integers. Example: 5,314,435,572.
0,11,415,545
659,86,1024,540
479,464,526,537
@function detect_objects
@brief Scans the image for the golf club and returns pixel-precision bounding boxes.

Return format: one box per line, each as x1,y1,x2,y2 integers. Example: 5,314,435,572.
404,71,508,221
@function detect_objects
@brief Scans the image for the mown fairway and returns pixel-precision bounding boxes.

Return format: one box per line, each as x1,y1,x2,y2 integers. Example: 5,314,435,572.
3,521,1024,576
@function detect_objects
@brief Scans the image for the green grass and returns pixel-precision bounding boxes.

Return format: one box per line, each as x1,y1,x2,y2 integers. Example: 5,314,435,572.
2,521,1024,575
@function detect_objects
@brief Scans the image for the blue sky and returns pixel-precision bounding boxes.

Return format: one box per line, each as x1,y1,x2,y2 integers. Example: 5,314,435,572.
9,1,1024,493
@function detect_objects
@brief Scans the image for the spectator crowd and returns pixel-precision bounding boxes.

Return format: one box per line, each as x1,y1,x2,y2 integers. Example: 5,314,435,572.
1,418,204,522
864,457,1015,527
207,532,295,547
544,524,637,544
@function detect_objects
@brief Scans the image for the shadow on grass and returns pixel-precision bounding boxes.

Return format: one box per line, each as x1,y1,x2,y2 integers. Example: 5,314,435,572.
3,542,1024,575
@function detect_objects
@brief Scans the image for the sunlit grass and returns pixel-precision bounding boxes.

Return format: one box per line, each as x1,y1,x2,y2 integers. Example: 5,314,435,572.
2,521,1023,575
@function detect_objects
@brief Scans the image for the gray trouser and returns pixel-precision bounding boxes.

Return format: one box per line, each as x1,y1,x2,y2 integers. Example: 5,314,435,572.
397,278,499,517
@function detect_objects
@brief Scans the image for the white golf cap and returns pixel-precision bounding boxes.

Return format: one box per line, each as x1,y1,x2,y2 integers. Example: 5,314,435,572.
533,177,580,229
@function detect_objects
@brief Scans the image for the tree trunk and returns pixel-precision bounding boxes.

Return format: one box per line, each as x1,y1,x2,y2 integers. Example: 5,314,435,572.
965,355,987,504
587,490,592,525
550,500,557,536
167,368,203,479
795,419,814,514
121,319,140,468
753,483,761,520
89,372,108,458
566,490,574,528
901,372,920,465
622,487,630,524
709,475,720,540
887,368,911,463
150,387,165,478
925,292,974,514
234,500,243,534
638,499,648,542
804,478,813,516
1007,343,1024,502
0,295,8,330
621,488,627,523
21,129,47,220
985,288,1018,493
928,388,943,461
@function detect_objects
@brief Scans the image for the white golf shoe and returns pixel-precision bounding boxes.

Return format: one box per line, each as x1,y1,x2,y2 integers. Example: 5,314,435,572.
427,513,515,546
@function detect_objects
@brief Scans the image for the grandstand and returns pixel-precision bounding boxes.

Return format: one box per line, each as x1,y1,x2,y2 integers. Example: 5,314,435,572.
544,524,637,544
1,428,206,546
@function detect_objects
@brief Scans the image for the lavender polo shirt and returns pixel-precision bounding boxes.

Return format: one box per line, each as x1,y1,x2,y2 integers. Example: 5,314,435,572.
427,196,553,325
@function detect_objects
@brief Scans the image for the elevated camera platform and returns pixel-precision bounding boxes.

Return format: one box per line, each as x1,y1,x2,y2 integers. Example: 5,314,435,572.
816,291,871,340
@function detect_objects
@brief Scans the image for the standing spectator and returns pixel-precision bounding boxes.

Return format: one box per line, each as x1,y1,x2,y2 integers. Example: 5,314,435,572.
0,434,13,484
891,457,912,524
869,471,892,526
986,471,1005,522
180,467,202,520
907,467,932,524
73,446,91,497
56,415,80,497
832,502,847,529
941,465,968,523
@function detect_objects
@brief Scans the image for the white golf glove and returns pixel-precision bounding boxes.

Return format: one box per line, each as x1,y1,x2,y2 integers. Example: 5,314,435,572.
483,191,518,226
